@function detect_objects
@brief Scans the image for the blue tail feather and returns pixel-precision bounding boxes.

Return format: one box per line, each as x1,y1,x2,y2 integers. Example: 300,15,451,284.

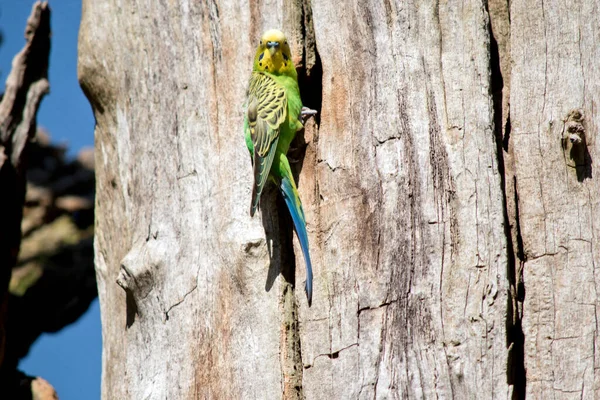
279,176,313,306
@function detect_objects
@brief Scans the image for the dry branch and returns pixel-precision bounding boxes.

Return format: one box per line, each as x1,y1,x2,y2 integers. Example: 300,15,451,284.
0,1,51,396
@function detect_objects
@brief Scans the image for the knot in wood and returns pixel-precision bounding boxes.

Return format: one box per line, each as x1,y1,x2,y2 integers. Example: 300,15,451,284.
561,108,589,174
117,246,156,299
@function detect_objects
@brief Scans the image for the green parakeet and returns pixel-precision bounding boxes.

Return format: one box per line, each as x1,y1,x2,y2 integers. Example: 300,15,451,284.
244,29,317,306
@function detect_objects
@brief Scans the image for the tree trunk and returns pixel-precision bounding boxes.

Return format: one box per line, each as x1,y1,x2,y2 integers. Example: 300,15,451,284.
78,0,598,398
0,2,54,396
509,1,600,398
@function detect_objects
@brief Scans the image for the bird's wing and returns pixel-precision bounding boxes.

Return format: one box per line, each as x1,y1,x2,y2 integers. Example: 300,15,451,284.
247,72,287,215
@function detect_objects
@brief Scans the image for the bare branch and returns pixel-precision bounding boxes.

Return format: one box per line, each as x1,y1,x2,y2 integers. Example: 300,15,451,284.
0,0,51,373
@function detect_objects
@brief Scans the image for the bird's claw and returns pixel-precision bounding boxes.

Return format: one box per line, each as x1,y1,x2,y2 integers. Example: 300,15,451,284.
300,107,318,125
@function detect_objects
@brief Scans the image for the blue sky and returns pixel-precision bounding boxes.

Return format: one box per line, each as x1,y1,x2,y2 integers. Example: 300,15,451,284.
1,0,94,155
0,1,100,399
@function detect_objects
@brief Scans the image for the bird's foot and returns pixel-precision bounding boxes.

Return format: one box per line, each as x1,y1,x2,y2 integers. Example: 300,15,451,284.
299,107,318,125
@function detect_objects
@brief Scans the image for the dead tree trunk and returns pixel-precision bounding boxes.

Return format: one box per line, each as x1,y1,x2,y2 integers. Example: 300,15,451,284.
507,1,600,398
79,0,599,398
0,2,51,394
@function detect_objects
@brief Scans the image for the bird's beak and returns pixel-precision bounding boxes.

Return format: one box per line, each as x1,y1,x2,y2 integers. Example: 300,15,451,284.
267,41,280,55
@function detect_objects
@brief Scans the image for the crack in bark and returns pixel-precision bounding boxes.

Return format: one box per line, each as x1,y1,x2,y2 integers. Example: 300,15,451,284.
357,299,398,315
487,4,526,398
316,158,346,173
276,1,324,398
164,285,198,321
304,343,359,367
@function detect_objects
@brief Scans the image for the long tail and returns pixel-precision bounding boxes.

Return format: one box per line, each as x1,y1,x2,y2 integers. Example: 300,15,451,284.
279,175,313,306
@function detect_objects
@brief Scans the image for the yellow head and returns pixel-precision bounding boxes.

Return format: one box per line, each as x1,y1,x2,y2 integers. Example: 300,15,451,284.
253,29,296,77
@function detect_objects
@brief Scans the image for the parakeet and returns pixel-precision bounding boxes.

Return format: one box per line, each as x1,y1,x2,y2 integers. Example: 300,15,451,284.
244,29,317,306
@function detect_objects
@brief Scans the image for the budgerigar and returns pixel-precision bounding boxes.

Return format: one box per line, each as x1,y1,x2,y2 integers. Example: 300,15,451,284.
244,29,317,306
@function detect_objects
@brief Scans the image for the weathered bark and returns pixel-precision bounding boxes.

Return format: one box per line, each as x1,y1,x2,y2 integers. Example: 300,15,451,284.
80,1,507,398
509,1,600,398
302,2,508,398
488,1,526,398
79,0,600,398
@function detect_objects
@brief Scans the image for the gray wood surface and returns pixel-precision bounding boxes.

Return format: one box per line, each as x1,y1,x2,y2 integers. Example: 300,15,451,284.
79,0,599,398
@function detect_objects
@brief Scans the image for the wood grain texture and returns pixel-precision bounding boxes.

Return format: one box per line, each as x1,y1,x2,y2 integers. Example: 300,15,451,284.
79,0,519,398
79,2,292,398
303,1,508,398
510,0,600,398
